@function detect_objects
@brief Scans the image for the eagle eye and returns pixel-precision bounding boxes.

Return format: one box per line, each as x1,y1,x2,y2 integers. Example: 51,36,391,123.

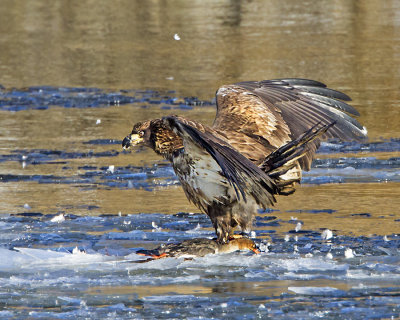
139,131,144,136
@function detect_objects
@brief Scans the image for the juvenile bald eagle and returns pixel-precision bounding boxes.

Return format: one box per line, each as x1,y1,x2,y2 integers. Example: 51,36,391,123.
122,79,366,244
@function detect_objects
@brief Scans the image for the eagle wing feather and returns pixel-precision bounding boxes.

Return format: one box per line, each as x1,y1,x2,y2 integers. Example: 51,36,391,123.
163,116,277,209
213,78,367,170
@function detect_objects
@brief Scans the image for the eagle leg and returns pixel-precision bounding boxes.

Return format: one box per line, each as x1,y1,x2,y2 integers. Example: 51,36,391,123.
215,227,230,244
214,221,233,244
207,205,233,244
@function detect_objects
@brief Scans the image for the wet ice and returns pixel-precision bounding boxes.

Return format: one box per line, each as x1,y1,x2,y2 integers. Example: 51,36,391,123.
0,86,399,319
0,211,399,318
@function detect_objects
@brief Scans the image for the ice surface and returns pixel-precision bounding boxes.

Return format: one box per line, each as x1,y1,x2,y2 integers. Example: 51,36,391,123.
288,286,344,296
0,220,398,320
1,86,399,318
0,247,112,272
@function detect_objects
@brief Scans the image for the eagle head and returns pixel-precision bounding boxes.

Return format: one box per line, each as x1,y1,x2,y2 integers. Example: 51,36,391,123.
122,120,153,150
122,119,183,158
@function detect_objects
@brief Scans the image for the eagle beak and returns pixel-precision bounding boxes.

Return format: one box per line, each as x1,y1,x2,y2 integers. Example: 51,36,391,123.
122,134,142,149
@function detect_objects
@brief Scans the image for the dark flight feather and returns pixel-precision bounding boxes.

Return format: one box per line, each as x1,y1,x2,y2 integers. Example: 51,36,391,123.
299,92,360,116
261,121,335,174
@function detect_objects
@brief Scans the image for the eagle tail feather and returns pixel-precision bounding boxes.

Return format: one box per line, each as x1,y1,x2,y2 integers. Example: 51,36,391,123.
260,122,335,194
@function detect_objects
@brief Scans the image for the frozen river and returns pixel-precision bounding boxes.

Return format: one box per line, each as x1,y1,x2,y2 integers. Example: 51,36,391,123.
0,0,400,318
1,199,400,319
0,86,399,319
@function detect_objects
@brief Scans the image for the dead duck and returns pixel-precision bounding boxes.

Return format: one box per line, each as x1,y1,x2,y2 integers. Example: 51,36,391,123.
136,237,260,261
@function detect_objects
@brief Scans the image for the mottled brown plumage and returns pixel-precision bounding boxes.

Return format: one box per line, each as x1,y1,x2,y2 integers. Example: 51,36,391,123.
129,120,183,160
136,237,260,259
122,78,366,244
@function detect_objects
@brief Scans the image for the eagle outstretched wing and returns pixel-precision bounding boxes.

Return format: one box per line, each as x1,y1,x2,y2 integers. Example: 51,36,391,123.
213,78,367,170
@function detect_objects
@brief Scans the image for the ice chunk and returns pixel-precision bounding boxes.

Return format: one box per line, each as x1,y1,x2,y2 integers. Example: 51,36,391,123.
322,229,333,240
50,213,65,223
72,246,85,255
96,119,101,124
107,165,115,173
174,33,181,41
2,247,111,271
289,286,343,296
185,223,209,235
345,248,354,258
277,256,348,273
152,221,162,231
57,296,83,306
258,241,269,252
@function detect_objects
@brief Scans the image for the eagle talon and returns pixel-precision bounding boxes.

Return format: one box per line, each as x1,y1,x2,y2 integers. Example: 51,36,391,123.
229,234,244,240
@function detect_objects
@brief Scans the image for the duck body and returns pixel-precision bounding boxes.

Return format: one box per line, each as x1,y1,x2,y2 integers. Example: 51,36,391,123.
136,237,260,259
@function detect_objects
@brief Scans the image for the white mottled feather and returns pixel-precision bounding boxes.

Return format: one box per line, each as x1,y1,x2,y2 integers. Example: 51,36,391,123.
172,143,230,208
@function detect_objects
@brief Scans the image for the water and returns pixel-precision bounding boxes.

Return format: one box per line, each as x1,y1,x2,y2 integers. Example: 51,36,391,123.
0,212,399,319
1,0,400,319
